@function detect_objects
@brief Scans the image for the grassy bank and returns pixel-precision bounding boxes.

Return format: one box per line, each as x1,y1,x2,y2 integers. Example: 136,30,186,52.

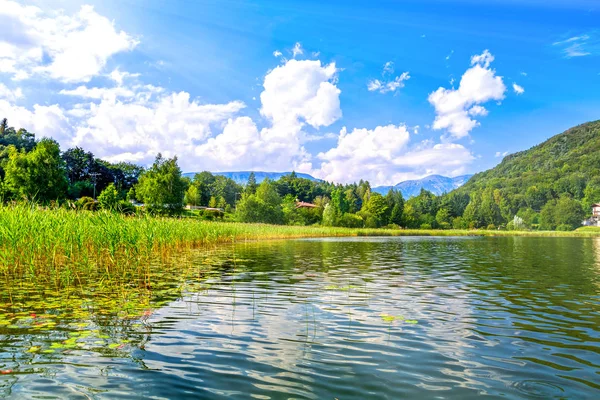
1,204,599,285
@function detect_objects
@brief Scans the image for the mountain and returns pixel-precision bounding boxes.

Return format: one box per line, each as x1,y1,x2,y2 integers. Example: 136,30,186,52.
457,120,600,196
452,120,600,224
372,174,473,198
183,171,321,185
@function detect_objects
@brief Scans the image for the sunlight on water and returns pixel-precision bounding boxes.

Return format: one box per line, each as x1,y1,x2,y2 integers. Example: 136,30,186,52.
1,237,599,399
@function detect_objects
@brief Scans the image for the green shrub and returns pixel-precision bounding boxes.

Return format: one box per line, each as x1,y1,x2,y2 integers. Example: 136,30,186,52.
117,201,137,215
75,196,97,211
556,224,574,231
338,213,364,228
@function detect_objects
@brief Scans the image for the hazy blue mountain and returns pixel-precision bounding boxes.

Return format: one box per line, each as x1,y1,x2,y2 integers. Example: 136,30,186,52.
183,171,321,185
372,174,473,198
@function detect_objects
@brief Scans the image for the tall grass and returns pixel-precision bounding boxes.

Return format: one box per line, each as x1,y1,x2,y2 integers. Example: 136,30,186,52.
1,203,598,285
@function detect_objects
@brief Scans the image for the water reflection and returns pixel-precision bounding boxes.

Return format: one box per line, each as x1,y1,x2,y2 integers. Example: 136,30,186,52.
1,237,599,399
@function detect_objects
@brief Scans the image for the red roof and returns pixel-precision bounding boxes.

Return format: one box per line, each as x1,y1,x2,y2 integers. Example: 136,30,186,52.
296,201,318,208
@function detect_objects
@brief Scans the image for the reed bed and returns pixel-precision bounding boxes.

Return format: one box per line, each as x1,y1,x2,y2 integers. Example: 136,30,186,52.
1,204,598,286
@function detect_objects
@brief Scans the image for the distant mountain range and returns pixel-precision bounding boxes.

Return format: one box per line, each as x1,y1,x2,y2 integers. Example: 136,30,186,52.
183,170,473,199
371,175,473,198
182,171,320,185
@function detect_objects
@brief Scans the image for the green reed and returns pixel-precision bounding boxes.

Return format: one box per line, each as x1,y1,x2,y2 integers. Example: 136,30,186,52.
1,203,598,286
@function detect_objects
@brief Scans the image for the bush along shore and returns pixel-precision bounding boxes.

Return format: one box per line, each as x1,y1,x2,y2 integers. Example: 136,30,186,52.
1,204,599,286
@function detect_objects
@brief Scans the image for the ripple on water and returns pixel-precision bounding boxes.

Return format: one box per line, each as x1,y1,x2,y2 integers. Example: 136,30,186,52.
1,236,600,399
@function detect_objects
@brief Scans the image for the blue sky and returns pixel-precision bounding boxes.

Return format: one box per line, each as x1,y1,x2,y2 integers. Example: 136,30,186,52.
0,0,599,185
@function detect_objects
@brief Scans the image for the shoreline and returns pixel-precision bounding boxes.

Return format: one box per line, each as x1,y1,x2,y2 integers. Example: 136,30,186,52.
2,205,599,284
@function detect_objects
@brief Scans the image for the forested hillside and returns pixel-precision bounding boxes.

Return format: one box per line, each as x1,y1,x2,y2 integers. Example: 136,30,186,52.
451,120,600,229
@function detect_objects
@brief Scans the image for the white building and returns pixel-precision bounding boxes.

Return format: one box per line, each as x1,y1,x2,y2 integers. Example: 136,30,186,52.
583,204,600,227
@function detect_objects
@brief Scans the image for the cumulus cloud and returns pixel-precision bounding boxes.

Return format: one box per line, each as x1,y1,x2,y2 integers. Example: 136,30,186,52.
495,151,508,158
428,50,506,139
260,59,341,128
273,50,282,58
0,1,138,82
195,59,343,171
313,125,474,186
70,90,246,167
512,83,525,95
367,62,410,94
0,99,74,143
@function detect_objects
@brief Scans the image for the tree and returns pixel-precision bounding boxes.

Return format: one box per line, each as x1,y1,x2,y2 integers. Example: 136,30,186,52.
554,196,585,230
236,179,284,224
364,193,388,227
435,208,452,228
385,189,404,226
246,172,258,195
184,185,200,206
135,154,187,214
98,183,120,210
209,196,217,208
4,138,67,201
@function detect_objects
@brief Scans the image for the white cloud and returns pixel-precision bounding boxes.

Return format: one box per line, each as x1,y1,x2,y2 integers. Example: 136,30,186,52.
70,91,246,168
0,84,23,101
109,68,140,85
383,61,395,75
495,151,508,158
292,42,303,58
470,49,495,67
553,35,594,58
314,125,474,186
194,59,343,172
446,50,454,61
273,50,282,58
60,85,136,100
428,50,506,139
260,59,341,128
0,99,74,143
367,64,410,94
512,83,525,95
0,1,138,82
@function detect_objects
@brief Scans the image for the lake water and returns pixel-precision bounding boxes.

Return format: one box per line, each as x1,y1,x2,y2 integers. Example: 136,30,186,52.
1,236,600,399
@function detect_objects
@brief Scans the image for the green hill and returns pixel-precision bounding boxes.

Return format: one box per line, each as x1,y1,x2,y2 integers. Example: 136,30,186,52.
450,120,600,230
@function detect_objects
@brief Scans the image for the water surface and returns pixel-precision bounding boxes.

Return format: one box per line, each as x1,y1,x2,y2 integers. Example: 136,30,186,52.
1,236,600,399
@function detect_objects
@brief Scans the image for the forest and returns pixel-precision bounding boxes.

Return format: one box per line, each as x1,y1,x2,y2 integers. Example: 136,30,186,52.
1,118,598,231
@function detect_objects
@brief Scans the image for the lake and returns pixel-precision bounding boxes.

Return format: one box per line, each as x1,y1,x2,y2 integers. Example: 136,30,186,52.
1,236,599,399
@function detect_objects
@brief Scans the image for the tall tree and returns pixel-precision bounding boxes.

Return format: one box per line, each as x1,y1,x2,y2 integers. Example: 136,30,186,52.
4,138,67,201
135,154,188,214
246,172,258,195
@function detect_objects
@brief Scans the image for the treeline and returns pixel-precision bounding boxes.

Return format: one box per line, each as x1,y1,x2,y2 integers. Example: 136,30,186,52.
1,118,597,231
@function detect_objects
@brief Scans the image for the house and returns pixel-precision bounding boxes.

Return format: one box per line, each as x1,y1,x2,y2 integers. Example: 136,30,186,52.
582,204,600,227
295,201,318,209
593,204,600,217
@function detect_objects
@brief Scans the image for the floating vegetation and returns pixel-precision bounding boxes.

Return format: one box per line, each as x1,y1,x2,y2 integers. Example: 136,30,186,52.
380,313,418,324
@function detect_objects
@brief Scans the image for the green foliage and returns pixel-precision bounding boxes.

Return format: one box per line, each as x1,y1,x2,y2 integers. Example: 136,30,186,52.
98,183,120,211
188,172,242,207
135,154,187,214
363,192,388,227
245,172,258,195
338,213,364,228
4,138,67,201
236,179,284,224
539,196,585,231
454,120,600,229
